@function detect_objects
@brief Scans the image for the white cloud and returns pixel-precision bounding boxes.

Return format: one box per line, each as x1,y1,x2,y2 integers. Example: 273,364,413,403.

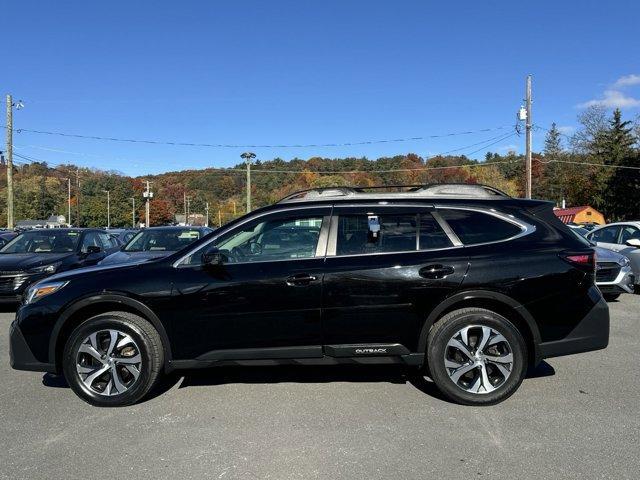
613,74,640,88
498,144,517,152
577,90,640,109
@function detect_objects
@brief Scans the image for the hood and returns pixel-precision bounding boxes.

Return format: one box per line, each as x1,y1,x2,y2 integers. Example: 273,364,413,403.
594,246,625,263
98,250,173,266
0,252,74,271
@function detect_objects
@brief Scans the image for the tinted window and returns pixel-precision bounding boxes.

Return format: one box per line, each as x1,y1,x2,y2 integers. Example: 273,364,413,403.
98,233,116,250
439,209,522,245
125,229,203,252
419,214,453,249
336,214,417,255
182,215,323,265
1,230,81,253
589,226,621,244
81,232,102,252
619,226,640,244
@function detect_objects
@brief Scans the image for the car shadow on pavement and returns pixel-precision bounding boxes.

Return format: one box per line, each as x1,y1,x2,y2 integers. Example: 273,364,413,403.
41,361,556,404
0,304,17,314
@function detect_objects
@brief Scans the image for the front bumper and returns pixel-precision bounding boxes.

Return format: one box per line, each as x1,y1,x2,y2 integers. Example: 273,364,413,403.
9,320,56,373
597,265,635,294
538,297,609,359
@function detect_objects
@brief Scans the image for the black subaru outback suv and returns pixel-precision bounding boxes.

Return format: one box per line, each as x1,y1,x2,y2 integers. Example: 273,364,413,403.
10,184,609,406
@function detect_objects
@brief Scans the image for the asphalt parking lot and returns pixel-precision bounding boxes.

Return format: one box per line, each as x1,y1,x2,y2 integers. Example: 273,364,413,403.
1,297,639,480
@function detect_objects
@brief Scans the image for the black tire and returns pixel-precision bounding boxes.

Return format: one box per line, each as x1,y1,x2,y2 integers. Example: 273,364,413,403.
603,293,620,302
62,311,164,407
426,307,527,406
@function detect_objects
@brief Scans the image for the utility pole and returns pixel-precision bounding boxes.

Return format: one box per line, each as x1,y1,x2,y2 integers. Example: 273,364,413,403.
218,208,222,228
76,169,81,227
103,190,111,228
6,95,13,229
183,191,187,225
143,181,153,227
241,152,256,213
130,197,136,228
5,95,23,229
525,75,532,199
205,202,209,227
67,178,71,226
186,197,191,225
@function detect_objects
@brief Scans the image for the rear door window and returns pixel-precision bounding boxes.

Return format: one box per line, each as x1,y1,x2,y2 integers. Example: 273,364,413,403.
619,226,640,244
336,214,417,255
589,226,621,244
438,209,522,245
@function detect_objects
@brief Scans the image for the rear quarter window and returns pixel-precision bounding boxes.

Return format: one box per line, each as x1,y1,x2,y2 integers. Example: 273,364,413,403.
439,209,523,245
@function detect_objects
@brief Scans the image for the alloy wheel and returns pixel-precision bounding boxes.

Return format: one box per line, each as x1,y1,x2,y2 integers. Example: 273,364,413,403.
75,329,142,396
444,324,513,394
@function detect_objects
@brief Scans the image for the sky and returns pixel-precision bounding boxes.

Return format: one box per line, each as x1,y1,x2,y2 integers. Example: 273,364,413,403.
3,0,639,176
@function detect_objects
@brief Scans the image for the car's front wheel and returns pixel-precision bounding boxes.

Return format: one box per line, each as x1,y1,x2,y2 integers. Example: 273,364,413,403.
426,307,527,405
62,311,164,407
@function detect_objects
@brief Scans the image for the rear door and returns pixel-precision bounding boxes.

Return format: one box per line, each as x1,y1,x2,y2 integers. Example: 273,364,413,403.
588,225,623,252
321,205,468,353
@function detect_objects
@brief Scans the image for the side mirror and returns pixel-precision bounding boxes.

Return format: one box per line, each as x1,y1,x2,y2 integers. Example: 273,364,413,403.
625,238,640,248
202,247,224,266
83,245,102,255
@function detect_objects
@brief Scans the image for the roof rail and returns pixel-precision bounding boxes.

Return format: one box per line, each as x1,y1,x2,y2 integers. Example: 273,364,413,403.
277,183,511,203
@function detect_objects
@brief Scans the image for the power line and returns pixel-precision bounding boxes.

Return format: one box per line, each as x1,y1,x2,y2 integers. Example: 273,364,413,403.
10,132,519,174
536,158,640,170
2,124,512,149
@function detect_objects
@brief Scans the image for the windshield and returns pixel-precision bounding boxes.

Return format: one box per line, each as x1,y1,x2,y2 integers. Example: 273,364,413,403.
124,228,203,252
0,230,81,254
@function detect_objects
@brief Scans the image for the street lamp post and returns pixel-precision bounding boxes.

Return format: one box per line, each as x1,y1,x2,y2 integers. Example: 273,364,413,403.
241,152,256,213
103,190,110,229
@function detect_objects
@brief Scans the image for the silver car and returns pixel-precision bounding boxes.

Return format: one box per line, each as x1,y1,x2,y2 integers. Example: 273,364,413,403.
586,221,640,287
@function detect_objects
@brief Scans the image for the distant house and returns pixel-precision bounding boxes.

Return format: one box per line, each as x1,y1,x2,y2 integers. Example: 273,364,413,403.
16,215,67,230
553,206,605,225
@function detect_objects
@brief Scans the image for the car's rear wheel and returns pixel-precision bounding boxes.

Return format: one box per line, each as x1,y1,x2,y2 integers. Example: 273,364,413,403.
62,311,163,407
426,307,527,405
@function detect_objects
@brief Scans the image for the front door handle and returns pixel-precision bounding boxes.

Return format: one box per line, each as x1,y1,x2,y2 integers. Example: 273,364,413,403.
419,264,455,279
286,274,318,286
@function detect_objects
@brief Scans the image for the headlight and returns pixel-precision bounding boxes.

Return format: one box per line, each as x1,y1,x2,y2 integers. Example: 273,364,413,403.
23,281,68,305
618,256,630,267
28,262,62,274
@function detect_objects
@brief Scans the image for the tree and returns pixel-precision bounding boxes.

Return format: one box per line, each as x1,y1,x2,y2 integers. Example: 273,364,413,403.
601,109,640,220
541,123,565,205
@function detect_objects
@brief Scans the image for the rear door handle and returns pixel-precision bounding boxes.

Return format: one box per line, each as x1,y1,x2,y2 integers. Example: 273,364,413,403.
286,274,318,286
419,264,455,279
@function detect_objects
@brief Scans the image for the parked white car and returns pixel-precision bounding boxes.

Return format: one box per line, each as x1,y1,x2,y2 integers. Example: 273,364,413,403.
586,222,640,287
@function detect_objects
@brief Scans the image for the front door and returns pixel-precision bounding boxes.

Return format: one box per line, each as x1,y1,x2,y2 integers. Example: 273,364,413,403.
168,207,331,360
321,206,468,353
589,225,623,252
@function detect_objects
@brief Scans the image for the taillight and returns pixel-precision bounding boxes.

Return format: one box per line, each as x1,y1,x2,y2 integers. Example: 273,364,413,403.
565,254,592,264
561,251,596,273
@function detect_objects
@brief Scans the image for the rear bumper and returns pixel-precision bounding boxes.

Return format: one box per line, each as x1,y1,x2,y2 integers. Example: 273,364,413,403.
538,297,609,359
9,320,56,373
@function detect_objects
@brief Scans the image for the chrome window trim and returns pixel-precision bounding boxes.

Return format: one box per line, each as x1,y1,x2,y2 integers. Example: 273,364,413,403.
172,205,331,267
431,211,463,247
433,205,536,247
325,245,463,260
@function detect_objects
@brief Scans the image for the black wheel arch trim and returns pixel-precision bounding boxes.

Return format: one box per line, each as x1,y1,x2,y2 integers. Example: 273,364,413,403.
417,290,542,362
48,293,172,368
